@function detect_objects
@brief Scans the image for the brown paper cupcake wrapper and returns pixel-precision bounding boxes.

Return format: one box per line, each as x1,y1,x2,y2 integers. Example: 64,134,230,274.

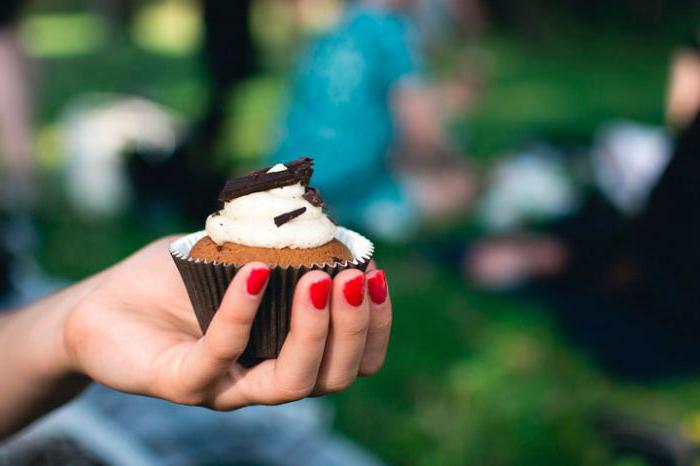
169,227,374,364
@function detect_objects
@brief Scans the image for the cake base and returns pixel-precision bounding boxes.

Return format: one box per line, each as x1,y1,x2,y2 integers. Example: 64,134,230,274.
190,236,353,267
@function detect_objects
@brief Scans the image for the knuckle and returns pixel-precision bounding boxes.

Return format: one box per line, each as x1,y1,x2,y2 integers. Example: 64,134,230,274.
170,389,208,406
221,310,255,328
156,375,209,406
208,401,235,412
203,338,238,362
338,319,369,339
275,384,315,403
206,346,236,364
371,314,393,334
321,377,355,393
359,358,385,376
299,325,329,345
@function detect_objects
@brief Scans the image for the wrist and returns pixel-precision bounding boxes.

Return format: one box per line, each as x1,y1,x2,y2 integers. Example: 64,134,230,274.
59,272,109,379
11,272,107,385
29,298,90,402
0,290,89,438
0,271,113,438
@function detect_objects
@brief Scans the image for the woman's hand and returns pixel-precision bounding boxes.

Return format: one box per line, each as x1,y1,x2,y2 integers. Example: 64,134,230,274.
63,237,392,409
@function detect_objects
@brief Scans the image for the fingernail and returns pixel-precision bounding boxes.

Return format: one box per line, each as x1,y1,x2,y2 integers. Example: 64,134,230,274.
310,278,331,310
368,270,388,304
343,275,365,307
247,268,270,295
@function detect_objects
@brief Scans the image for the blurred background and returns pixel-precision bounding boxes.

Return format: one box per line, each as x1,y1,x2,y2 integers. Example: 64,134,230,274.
3,0,700,465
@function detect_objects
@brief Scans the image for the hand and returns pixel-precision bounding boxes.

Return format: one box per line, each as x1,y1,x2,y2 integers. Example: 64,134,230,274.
63,237,392,409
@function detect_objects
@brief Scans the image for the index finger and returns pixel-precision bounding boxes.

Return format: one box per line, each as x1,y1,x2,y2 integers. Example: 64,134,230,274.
179,262,270,390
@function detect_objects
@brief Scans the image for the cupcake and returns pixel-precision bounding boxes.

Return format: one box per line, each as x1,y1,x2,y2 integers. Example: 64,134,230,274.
191,158,354,267
170,157,373,362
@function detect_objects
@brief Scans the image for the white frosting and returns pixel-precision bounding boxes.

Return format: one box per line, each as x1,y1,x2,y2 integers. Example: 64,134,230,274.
205,165,337,249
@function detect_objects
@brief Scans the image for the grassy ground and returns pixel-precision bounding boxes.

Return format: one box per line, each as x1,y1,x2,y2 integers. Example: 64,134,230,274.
25,11,700,466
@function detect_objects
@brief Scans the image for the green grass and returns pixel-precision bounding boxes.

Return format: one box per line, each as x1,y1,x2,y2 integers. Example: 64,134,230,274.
28,16,700,466
464,32,670,159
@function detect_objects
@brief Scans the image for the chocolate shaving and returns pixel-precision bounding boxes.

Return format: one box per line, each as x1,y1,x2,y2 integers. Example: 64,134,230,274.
274,207,307,227
303,187,324,207
250,157,313,177
219,158,314,202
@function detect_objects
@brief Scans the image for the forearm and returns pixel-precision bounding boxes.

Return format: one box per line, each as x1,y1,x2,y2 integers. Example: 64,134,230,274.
0,274,104,439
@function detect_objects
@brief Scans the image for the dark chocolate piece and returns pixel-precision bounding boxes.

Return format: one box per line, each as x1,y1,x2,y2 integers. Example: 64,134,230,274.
303,187,324,207
250,157,313,177
219,158,314,202
274,207,307,227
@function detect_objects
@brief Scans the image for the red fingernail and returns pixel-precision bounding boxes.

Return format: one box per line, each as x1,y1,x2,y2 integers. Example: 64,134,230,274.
247,268,270,295
310,278,331,309
368,270,388,304
343,275,365,307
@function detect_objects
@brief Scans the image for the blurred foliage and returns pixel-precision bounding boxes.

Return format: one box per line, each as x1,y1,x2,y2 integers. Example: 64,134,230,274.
22,1,700,465
483,0,698,38
131,0,202,56
21,12,107,56
462,32,669,159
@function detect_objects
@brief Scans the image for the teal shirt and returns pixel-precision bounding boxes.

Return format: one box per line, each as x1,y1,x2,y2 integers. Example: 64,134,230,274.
270,7,421,236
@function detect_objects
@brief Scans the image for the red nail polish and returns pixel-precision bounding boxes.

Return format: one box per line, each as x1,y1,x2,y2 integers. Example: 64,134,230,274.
247,268,270,295
368,271,388,304
310,278,331,310
343,275,365,307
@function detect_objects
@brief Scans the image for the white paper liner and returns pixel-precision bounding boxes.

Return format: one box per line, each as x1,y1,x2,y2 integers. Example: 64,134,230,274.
169,227,374,268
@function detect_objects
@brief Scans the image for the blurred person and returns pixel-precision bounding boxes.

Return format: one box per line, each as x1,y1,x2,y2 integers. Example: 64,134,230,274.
464,34,700,380
0,242,8,306
0,0,33,196
0,0,41,307
0,3,388,465
666,37,700,130
269,0,482,242
0,236,392,443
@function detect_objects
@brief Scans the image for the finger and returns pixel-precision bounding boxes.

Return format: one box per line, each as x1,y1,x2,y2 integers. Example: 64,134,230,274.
366,260,377,272
359,269,392,376
179,262,270,391
265,271,331,403
313,269,370,394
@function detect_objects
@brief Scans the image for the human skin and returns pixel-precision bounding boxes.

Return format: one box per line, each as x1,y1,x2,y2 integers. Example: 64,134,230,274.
0,27,33,181
667,47,700,130
0,236,392,439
